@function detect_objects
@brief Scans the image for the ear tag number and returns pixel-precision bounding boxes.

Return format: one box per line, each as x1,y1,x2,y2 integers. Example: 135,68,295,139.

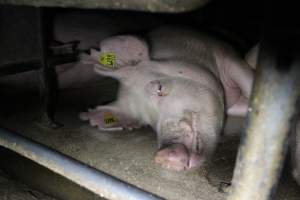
103,112,118,126
99,53,116,68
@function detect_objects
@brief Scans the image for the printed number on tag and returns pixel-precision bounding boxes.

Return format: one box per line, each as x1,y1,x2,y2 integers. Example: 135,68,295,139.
103,112,118,126
99,53,116,68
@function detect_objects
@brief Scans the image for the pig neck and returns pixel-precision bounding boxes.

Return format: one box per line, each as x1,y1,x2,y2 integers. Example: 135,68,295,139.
128,85,159,128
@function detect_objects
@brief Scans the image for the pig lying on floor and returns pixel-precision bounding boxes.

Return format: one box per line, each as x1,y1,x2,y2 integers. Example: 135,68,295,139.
79,26,254,171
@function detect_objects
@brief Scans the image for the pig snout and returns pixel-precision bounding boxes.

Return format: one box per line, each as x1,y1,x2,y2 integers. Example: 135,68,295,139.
154,143,204,171
150,80,223,171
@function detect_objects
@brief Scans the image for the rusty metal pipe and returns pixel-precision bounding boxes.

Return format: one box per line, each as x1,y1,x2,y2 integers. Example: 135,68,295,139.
227,33,300,200
0,127,163,200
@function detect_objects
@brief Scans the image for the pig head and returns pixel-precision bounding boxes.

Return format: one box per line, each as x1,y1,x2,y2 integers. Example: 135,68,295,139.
80,34,225,171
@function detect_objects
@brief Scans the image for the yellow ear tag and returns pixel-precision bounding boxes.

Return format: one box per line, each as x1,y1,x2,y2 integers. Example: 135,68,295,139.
103,112,118,126
99,53,116,68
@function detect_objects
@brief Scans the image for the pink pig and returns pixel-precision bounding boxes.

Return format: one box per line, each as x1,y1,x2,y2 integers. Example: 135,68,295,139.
80,26,254,171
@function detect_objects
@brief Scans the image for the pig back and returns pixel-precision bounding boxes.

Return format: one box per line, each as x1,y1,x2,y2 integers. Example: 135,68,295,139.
148,26,221,78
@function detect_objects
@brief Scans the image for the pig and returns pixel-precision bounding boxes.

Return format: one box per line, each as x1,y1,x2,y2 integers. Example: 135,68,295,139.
79,26,254,171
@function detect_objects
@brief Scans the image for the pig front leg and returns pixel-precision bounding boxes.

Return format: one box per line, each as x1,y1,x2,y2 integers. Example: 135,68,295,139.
224,59,254,117
79,104,142,131
216,46,254,117
227,94,249,117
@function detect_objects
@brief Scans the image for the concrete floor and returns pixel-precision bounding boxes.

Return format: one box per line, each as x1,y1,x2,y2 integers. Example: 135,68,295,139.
1,79,300,200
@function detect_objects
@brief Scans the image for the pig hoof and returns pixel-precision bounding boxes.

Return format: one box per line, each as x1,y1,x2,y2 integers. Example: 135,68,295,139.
154,144,203,171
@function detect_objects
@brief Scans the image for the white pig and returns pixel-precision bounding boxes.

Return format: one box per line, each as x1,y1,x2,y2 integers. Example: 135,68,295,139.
80,26,254,171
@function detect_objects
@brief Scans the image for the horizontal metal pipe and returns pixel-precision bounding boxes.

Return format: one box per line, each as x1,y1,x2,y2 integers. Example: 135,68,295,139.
0,0,209,13
228,33,300,200
0,128,163,200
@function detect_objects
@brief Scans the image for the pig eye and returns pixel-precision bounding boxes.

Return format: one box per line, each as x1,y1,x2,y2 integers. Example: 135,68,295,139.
157,83,163,96
156,81,170,97
154,81,167,97
146,79,171,97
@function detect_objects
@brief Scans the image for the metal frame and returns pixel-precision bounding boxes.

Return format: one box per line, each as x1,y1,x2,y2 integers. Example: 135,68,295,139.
0,128,163,200
0,5,78,128
1,3,300,200
228,31,300,200
0,0,209,13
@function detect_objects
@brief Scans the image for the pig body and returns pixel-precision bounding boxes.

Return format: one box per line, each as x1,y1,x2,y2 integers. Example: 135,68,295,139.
149,26,253,116
80,26,254,171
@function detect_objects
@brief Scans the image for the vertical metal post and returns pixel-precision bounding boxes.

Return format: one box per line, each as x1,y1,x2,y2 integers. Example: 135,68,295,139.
37,8,60,128
227,32,300,200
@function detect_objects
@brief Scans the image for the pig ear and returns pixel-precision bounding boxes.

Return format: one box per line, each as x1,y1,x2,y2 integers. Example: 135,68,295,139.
79,50,119,78
145,79,172,97
100,35,149,68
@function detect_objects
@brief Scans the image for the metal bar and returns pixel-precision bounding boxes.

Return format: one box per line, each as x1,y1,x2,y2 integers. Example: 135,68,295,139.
227,32,300,200
37,7,61,128
0,0,209,13
0,128,163,200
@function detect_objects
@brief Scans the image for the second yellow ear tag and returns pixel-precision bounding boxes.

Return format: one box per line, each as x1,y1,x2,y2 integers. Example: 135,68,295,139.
103,112,118,126
99,53,116,68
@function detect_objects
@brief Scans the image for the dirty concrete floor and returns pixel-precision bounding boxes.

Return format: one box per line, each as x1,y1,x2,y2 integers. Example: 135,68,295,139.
0,79,300,200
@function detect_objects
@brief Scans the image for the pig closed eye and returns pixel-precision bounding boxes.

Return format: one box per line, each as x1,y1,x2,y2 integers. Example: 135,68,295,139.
155,81,169,97
157,83,163,96
146,79,171,97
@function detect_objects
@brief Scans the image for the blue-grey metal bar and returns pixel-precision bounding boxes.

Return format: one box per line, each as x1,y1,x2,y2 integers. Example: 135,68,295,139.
0,128,163,200
227,32,300,200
